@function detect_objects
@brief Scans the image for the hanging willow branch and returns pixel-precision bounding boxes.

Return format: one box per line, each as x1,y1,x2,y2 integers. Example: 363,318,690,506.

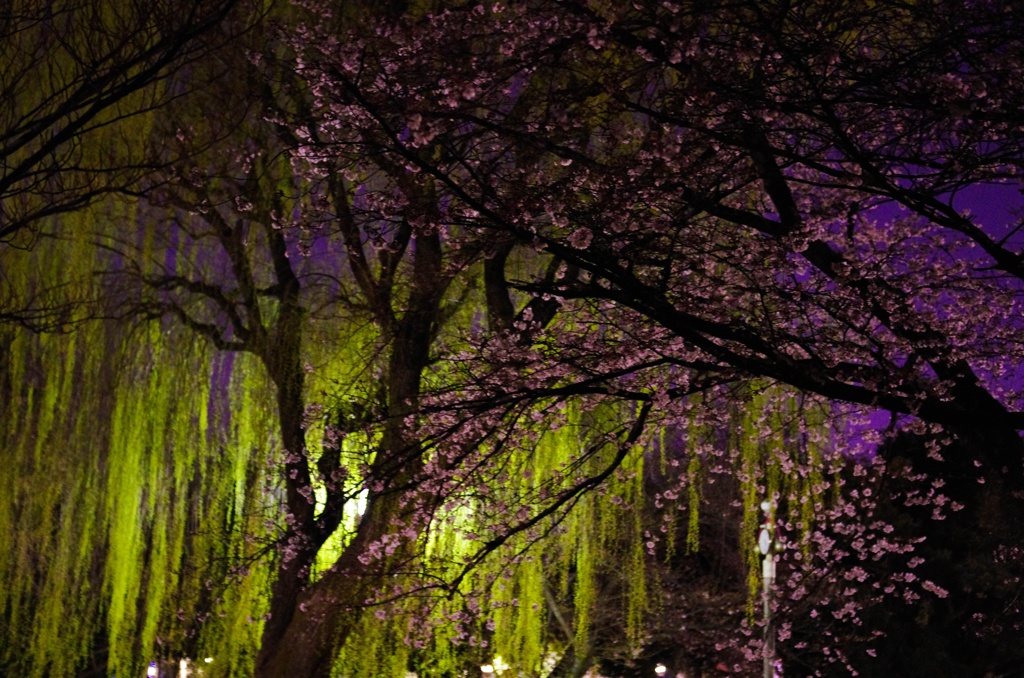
445,401,652,594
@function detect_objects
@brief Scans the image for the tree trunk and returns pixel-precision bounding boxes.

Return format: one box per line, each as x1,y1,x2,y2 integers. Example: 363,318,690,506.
255,228,444,677
253,491,403,678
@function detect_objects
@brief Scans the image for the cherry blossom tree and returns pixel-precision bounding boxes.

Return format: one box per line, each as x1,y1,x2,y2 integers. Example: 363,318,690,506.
272,0,1024,673
295,0,1024,462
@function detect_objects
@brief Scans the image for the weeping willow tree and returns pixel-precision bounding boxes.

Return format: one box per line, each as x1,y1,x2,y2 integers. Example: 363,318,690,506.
0,259,933,677
0,217,282,677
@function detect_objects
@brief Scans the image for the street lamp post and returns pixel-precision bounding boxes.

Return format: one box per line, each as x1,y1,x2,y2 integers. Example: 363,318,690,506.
758,500,777,678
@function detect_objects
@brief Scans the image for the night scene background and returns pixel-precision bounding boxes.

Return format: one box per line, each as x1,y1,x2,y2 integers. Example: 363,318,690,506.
2,1,1024,677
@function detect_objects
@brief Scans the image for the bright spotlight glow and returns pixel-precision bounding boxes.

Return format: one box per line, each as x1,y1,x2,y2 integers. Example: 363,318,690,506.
481,664,494,674
204,657,214,663
759,526,772,555
654,663,667,675
147,662,158,677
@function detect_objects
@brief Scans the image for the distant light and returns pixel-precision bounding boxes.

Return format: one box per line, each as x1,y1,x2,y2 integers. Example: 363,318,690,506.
204,657,214,663
147,663,158,677
481,665,494,674
655,664,667,675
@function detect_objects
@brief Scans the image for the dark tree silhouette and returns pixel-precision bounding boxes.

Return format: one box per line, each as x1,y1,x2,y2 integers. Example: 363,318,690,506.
0,0,241,244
